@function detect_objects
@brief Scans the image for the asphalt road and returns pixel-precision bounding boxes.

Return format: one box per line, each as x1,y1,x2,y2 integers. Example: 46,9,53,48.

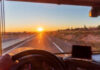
3,33,100,62
7,33,72,55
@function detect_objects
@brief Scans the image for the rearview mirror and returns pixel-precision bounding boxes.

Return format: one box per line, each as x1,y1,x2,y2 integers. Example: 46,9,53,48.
89,7,100,17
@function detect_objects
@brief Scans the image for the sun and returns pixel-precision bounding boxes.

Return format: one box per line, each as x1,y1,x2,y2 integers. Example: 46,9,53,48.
37,27,44,32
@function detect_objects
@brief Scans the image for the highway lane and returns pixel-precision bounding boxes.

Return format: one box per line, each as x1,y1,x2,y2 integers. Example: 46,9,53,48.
20,33,60,53
8,33,72,55
3,33,100,62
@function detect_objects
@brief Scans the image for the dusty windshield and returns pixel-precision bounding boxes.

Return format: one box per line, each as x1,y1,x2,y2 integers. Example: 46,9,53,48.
2,1,100,55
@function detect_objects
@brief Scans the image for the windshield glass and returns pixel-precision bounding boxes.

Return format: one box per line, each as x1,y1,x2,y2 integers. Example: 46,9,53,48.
2,1,100,55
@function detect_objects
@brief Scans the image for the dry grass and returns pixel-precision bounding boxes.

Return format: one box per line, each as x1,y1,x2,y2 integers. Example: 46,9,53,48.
51,30,100,52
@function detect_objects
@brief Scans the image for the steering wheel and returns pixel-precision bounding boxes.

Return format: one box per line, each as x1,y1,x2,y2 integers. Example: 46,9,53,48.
11,50,65,70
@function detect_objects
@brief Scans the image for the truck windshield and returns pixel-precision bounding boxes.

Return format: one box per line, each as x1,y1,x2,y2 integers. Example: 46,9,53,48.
2,1,100,55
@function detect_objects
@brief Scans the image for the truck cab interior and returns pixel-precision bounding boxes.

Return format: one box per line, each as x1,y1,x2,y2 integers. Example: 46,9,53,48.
0,0,100,70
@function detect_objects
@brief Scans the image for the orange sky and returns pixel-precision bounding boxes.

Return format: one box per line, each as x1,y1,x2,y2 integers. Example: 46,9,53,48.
5,1,99,32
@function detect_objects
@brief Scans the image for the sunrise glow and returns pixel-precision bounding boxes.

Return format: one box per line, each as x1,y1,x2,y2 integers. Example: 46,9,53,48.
37,27,44,32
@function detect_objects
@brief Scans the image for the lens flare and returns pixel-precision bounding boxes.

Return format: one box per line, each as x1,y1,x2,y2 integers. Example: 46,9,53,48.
37,27,44,32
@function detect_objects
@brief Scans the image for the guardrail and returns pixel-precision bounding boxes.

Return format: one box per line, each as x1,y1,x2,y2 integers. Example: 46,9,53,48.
2,35,35,54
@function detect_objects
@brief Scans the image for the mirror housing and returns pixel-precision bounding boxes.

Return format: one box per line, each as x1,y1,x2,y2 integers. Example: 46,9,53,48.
89,7,100,17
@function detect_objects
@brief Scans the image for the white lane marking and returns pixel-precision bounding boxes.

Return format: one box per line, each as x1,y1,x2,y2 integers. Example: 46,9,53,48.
48,36,69,56
52,40,68,56
52,42,64,53
3,37,34,55
48,37,64,53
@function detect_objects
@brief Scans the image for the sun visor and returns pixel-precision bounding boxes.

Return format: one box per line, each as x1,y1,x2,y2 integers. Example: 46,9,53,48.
7,0,100,6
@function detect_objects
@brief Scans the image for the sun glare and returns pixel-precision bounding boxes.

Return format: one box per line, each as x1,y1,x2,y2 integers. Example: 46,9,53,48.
37,27,44,32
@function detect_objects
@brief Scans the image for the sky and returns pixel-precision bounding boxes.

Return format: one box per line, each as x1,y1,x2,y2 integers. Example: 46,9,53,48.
4,1,100,32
